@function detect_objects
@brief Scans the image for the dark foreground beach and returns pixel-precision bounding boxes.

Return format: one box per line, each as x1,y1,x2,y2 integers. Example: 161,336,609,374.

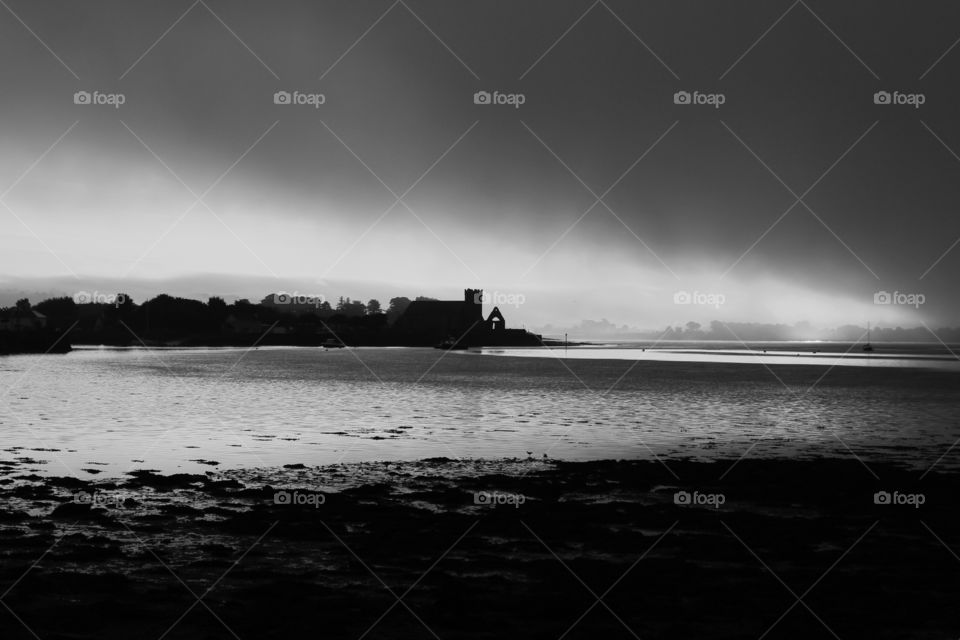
0,457,957,639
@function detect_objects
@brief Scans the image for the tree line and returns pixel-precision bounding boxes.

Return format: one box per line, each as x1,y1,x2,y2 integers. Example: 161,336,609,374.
0,293,442,347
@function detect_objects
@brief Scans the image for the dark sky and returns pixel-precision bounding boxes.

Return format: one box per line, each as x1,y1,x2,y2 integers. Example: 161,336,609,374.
1,0,958,329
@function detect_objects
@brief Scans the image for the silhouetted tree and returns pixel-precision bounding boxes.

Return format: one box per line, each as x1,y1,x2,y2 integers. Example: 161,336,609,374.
142,295,210,336
115,293,135,318
35,297,78,329
208,296,227,313
334,297,365,317
366,299,381,315
387,297,411,324
208,296,229,326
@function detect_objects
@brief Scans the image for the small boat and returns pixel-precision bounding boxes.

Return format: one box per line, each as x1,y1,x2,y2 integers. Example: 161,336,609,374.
862,322,874,352
436,337,468,350
321,338,344,349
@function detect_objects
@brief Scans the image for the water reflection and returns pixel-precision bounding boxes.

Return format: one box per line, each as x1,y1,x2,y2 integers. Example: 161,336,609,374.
0,346,957,476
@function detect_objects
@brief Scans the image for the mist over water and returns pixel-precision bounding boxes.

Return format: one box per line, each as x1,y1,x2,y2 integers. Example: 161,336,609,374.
486,342,960,370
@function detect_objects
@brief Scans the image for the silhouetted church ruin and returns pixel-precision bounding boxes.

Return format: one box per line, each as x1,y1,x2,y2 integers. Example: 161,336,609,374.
393,289,539,347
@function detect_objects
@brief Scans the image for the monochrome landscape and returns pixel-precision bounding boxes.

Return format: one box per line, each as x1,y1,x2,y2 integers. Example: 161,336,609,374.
1,2,959,638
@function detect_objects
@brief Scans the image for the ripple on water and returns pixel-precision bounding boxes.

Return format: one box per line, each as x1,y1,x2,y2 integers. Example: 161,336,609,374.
0,347,957,474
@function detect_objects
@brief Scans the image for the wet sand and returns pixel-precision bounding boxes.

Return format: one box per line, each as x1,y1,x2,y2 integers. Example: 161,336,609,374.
0,457,957,638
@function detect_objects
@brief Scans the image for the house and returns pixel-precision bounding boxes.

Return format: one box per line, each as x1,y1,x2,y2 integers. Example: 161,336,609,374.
0,306,69,354
0,308,47,331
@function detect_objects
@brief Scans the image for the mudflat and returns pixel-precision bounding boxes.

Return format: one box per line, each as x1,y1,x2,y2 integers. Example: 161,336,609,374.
0,457,956,639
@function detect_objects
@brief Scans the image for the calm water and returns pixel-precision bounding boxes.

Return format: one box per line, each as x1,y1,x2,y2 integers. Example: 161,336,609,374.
0,345,958,476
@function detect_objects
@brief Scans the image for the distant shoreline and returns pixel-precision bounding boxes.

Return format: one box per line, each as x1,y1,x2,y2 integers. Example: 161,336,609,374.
14,341,956,372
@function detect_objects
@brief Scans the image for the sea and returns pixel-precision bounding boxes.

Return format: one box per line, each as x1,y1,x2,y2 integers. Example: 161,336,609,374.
0,342,957,476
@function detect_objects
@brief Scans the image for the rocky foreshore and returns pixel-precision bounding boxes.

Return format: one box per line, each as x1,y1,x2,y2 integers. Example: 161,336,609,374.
0,457,957,638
